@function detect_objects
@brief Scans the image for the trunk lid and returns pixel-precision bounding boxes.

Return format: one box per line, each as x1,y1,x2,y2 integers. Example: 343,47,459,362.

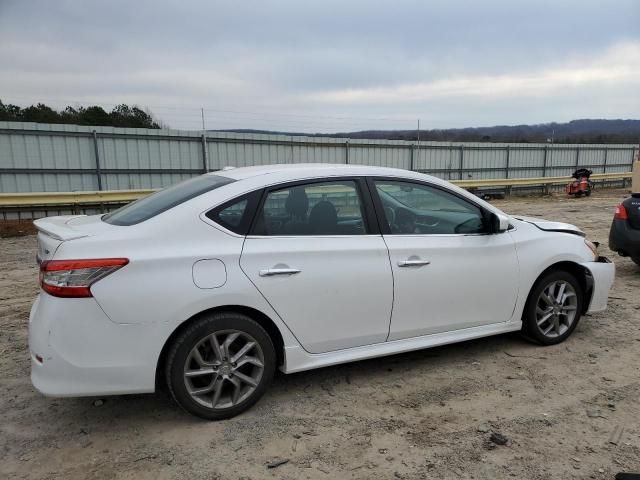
34,214,113,262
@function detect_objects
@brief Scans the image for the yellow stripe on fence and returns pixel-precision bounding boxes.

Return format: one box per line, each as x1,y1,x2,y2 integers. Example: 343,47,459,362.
0,189,154,207
0,172,632,208
453,172,632,188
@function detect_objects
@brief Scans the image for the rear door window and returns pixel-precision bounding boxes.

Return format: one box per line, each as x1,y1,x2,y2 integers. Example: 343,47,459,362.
103,175,234,226
251,180,369,236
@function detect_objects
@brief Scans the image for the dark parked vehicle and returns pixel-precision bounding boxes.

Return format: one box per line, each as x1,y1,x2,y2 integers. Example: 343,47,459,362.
609,193,640,266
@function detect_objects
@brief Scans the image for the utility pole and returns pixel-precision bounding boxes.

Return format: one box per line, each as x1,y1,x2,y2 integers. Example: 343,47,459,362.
201,108,208,172
415,119,420,172
549,128,554,175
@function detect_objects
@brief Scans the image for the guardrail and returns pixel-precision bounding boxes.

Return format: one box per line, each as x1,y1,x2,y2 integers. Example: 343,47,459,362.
0,189,154,207
452,171,632,188
0,172,632,210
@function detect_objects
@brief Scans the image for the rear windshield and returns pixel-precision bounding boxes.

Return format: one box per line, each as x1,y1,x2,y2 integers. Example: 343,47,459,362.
103,175,235,226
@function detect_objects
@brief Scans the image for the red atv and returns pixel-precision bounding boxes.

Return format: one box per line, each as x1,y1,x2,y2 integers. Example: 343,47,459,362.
565,168,593,197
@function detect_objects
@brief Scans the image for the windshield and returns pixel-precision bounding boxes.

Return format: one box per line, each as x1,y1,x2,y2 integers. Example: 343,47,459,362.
102,175,234,226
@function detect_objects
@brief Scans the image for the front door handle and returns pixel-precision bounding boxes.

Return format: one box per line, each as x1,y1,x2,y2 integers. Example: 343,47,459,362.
259,268,301,277
397,259,431,267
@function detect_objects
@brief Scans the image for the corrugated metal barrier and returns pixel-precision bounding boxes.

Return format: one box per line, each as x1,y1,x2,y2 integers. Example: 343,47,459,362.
0,121,636,219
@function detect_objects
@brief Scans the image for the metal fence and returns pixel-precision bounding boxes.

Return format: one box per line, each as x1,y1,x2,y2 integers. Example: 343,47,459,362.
1,121,636,195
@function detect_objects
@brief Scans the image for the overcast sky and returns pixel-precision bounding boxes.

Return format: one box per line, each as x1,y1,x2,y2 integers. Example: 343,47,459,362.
1,0,639,132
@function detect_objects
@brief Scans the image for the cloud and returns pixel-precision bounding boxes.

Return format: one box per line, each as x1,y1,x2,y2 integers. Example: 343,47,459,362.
305,42,640,105
0,0,639,131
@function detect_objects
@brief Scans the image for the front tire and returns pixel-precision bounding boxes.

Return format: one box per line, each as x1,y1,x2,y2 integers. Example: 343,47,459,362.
166,312,276,420
522,270,583,345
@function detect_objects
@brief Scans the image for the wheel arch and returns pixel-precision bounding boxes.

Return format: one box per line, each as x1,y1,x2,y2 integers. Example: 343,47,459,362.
528,261,593,314
155,305,285,391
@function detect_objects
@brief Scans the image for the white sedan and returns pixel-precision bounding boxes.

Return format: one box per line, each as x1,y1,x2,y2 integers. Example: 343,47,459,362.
29,164,615,419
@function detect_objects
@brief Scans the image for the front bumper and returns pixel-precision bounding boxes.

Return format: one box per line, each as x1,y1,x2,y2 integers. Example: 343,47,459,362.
580,257,615,313
29,292,157,397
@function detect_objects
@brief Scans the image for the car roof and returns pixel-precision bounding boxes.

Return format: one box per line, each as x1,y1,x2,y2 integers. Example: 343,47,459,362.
211,163,426,182
185,163,505,220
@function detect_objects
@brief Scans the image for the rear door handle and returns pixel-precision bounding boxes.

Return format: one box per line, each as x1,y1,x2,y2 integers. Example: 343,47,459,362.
259,268,301,277
397,259,431,267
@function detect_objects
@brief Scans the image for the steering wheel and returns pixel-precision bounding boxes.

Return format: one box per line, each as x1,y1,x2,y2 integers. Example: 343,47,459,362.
395,208,417,234
417,215,440,228
383,206,396,229
454,217,484,234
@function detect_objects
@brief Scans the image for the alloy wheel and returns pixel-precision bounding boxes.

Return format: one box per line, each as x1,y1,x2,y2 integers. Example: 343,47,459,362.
535,280,578,338
183,330,265,409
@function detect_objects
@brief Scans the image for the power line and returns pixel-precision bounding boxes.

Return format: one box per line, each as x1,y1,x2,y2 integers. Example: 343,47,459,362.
1,95,421,133
1,94,416,123
160,112,414,126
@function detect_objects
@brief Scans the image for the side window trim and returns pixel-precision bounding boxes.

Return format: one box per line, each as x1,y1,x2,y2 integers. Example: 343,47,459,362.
366,176,491,236
247,176,380,237
363,177,391,235
205,189,263,236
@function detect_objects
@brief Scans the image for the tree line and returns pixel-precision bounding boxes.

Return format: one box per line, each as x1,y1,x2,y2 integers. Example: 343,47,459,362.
229,119,640,144
0,100,161,129
2,101,639,143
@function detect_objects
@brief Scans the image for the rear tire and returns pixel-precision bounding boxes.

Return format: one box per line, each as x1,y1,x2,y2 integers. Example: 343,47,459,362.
521,270,583,345
166,312,276,420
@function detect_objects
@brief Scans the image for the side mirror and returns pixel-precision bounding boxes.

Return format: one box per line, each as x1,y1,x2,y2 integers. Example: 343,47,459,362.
491,212,510,233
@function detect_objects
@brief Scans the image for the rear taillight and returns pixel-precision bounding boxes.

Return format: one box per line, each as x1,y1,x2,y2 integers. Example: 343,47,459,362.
614,204,629,220
39,258,129,298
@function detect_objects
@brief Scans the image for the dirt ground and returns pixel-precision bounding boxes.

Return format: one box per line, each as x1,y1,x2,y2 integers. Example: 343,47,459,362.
1,189,639,480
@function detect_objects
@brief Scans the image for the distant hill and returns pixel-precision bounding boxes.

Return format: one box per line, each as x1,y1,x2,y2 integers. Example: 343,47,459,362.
220,119,640,144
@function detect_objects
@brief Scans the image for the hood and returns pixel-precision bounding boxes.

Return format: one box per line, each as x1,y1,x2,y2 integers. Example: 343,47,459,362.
513,216,585,237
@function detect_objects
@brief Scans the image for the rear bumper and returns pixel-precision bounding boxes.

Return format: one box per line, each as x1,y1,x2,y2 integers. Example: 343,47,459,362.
580,257,615,313
609,220,640,259
29,292,157,397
